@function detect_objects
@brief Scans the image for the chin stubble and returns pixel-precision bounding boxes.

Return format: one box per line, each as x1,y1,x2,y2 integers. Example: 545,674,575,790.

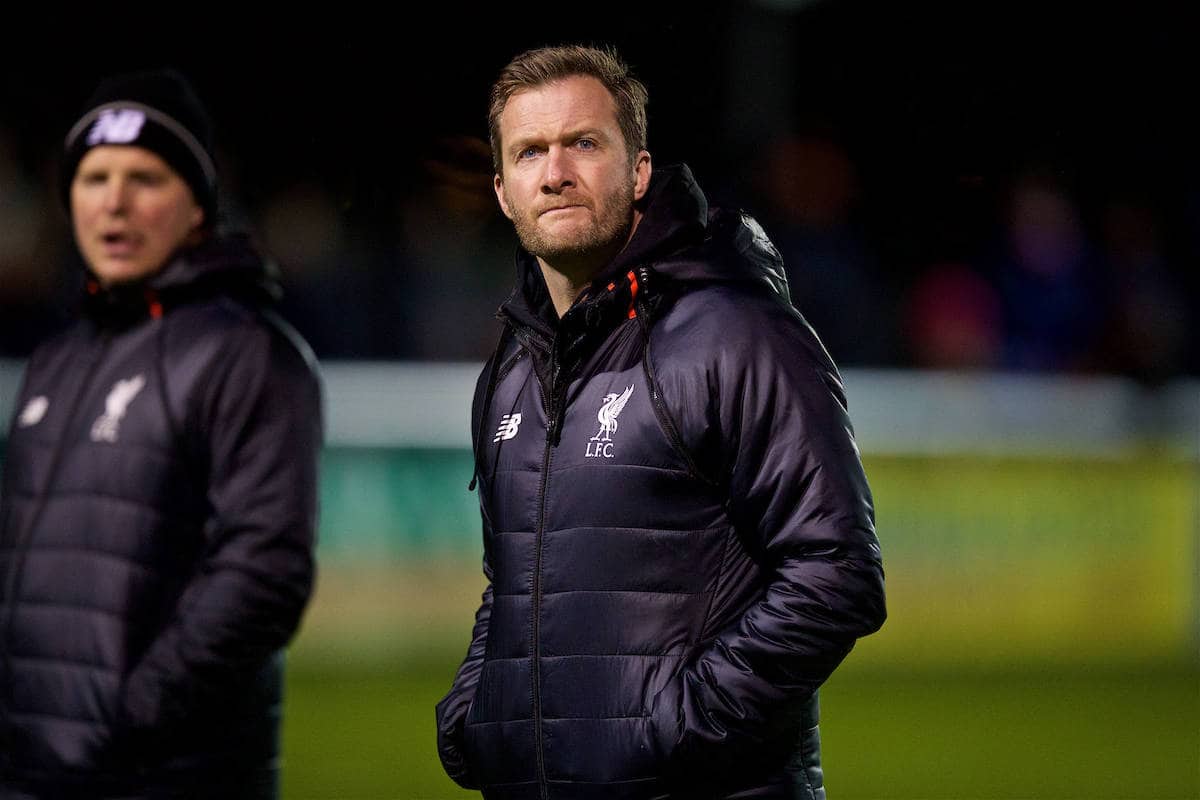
508,178,635,264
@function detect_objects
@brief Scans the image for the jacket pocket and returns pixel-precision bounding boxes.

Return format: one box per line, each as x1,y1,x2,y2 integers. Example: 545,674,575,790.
645,662,685,765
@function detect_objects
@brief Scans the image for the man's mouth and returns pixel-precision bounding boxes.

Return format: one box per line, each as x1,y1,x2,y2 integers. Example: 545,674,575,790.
539,204,586,216
100,232,140,256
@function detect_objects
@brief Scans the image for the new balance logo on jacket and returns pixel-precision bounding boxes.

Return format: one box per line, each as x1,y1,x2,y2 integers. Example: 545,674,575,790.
494,413,522,442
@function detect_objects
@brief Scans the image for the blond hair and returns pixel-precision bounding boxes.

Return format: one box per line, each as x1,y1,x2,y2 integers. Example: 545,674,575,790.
488,44,648,175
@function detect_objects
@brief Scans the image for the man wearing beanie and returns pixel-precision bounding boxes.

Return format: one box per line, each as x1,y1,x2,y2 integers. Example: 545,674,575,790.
0,69,322,799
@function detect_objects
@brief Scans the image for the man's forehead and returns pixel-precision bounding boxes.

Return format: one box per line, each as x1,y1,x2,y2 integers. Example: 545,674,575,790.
500,76,618,133
76,144,174,171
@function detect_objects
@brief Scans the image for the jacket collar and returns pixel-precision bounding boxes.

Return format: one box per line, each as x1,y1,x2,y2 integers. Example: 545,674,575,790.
498,164,708,338
496,161,795,370
82,233,279,328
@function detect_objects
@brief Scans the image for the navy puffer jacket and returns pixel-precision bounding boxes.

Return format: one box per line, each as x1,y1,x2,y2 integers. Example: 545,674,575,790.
0,236,321,798
436,165,886,799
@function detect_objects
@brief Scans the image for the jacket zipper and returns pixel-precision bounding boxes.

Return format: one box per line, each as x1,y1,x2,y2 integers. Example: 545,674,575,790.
531,424,554,800
496,347,526,385
531,344,560,800
1,333,112,699
514,306,581,796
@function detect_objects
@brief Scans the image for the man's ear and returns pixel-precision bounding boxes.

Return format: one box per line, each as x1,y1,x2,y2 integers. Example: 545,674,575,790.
633,150,652,202
494,174,513,220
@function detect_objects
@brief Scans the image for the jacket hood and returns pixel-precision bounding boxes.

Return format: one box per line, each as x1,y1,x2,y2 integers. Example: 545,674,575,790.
605,162,709,278
632,164,790,300
501,163,792,335
83,233,281,326
146,233,279,296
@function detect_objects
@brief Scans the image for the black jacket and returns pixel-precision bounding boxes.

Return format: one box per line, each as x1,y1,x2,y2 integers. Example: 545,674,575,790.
436,165,886,799
0,236,322,797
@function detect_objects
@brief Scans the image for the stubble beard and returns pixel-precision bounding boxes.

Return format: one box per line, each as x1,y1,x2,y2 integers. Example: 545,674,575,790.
507,175,636,271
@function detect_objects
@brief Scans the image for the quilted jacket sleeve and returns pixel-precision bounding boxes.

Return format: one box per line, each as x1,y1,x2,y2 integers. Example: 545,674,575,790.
434,567,493,788
434,354,503,788
652,298,887,780
116,321,322,738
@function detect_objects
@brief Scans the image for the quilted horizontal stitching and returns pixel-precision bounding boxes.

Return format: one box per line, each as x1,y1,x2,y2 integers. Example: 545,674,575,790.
493,525,722,537
16,545,161,573
544,525,725,535
492,462,690,478
0,439,173,459
5,710,112,729
492,588,704,598
538,654,685,662
14,599,138,622
8,653,121,674
465,714,661,724
545,777,660,786
551,462,691,477
478,653,683,662
542,714,649,721
540,588,708,598
76,439,179,458
22,489,173,516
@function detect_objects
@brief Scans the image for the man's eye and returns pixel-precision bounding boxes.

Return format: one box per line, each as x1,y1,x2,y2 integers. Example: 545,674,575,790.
576,139,596,151
517,147,539,160
130,172,166,186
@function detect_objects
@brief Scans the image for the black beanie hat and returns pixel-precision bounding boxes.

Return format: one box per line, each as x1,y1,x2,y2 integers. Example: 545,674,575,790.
62,69,218,225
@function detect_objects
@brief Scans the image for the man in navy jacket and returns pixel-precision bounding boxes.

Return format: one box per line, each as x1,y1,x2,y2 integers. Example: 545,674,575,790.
0,69,320,799
436,44,886,799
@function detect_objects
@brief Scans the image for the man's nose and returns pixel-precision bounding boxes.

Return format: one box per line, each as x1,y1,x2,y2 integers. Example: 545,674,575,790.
101,178,129,213
541,147,575,193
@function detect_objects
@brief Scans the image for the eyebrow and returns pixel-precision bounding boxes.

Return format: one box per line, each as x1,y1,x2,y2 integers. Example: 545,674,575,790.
508,127,611,155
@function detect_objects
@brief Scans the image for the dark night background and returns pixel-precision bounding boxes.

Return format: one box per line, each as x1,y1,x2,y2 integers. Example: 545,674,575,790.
2,2,1197,376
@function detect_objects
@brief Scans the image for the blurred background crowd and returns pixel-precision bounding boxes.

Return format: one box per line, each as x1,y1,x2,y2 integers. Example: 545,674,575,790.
1,3,1196,378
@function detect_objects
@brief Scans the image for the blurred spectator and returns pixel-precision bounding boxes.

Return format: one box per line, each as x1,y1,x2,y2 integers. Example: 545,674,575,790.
0,128,74,355
985,170,1106,372
750,131,897,365
384,134,513,361
1183,187,1200,375
1093,198,1191,383
257,181,378,357
904,262,1004,370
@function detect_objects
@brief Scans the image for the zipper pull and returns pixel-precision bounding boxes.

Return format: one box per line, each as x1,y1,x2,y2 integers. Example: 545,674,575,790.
546,394,561,446
546,384,569,447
